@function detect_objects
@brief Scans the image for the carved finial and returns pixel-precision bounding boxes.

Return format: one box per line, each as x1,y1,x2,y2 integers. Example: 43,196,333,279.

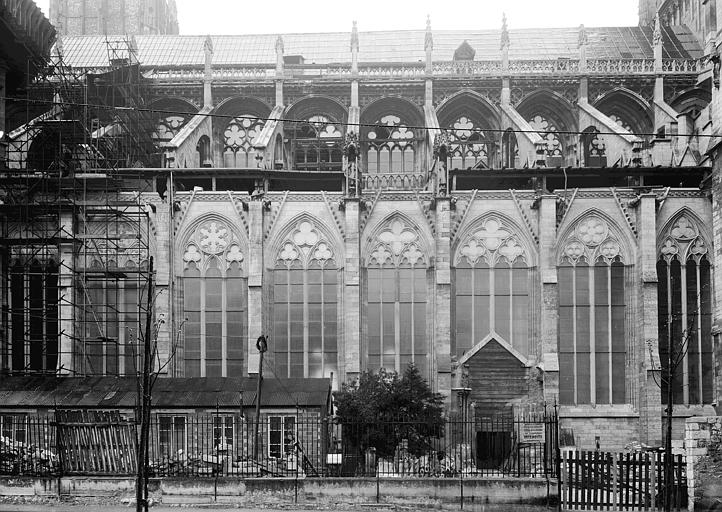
653,12,662,47
578,24,588,47
425,15,433,51
501,13,510,49
275,35,284,55
351,20,359,51
203,34,213,54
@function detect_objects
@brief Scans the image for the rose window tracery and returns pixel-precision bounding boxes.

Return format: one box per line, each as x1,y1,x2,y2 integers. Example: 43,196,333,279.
153,115,188,143
223,115,265,167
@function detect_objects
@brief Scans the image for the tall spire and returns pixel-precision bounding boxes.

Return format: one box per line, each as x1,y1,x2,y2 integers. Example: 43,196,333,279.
425,15,433,52
500,13,510,50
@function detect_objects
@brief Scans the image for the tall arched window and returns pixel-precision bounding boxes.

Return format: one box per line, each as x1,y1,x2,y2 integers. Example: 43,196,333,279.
558,216,627,405
290,115,343,171
2,254,58,374
223,115,264,168
454,218,531,358
657,215,713,405
365,115,417,174
181,220,246,377
366,219,428,376
581,127,606,167
447,117,489,170
272,221,338,379
502,129,518,168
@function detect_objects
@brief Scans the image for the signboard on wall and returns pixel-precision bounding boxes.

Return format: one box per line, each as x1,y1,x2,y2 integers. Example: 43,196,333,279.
519,422,546,443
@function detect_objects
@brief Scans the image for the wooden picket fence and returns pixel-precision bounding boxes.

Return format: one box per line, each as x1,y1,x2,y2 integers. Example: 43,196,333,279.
560,450,687,511
55,410,137,475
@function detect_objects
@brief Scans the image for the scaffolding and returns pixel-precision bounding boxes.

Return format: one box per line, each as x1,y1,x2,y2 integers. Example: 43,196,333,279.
0,36,161,376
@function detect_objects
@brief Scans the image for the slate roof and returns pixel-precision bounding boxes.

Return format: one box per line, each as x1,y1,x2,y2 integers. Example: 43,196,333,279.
0,376,331,410
58,25,702,69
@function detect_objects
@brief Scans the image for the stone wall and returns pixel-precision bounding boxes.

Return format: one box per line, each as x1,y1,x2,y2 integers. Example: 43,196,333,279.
685,416,722,510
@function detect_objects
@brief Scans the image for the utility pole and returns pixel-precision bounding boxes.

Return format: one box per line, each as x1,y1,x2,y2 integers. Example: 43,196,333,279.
136,256,154,512
253,335,267,460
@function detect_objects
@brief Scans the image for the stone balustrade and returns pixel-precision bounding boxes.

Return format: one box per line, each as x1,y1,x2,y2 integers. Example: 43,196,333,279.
362,172,429,191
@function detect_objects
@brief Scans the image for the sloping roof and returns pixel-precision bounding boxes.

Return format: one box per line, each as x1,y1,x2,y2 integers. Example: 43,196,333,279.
58,25,702,69
0,376,331,410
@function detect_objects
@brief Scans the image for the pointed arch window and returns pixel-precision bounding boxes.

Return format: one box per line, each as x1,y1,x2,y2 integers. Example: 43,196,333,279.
657,216,713,405
365,115,418,174
272,221,338,379
366,219,428,375
181,221,246,377
581,127,606,167
447,117,489,170
527,114,563,158
223,115,264,168
558,216,627,405
79,259,146,376
290,115,344,171
454,218,531,358
2,255,58,373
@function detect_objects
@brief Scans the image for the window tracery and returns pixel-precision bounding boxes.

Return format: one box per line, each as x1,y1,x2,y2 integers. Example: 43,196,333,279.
527,114,563,157
223,115,265,168
272,220,338,379
657,214,713,405
454,218,530,358
182,220,246,377
558,215,627,405
366,218,428,375
290,115,344,171
153,115,188,143
447,116,488,170
365,115,417,174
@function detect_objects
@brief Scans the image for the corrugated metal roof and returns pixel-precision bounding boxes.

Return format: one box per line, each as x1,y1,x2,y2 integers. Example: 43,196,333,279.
0,376,331,410
58,26,702,69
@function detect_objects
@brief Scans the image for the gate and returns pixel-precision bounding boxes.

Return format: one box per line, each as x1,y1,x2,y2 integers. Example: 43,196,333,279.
560,450,687,511
55,410,137,475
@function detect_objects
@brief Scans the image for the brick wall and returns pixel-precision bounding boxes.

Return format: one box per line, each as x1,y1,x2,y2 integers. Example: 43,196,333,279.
560,416,640,451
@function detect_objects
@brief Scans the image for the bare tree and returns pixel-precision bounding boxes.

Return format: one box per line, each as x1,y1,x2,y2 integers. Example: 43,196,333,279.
134,256,181,512
647,280,706,512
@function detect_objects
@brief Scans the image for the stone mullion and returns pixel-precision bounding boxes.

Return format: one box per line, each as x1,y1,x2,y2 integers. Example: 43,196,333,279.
394,266,400,373
247,201,264,375
572,264,578,405
589,263,596,405
539,195,559,402
696,260,704,403
343,199,360,382
638,193,661,444
199,268,206,378
681,262,689,405
303,265,309,377
221,270,228,378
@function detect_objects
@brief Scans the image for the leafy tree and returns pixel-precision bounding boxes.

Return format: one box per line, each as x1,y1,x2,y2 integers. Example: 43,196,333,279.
333,364,444,458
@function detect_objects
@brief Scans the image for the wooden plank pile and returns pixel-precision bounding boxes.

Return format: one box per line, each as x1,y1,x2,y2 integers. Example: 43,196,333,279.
55,410,137,475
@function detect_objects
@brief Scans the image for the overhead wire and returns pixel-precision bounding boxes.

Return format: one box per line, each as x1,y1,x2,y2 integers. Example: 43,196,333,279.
1,95,712,140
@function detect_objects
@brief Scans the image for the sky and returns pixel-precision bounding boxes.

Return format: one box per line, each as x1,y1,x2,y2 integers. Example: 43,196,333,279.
34,0,640,34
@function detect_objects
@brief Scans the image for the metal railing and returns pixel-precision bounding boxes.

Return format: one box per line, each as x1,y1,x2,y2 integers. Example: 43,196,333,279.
0,411,558,479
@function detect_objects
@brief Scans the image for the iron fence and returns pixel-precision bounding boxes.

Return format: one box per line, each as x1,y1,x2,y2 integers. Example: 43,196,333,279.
0,410,558,478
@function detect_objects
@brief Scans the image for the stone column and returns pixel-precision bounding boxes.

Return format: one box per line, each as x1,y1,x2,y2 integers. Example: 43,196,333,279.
710,156,722,410
539,195,559,401
638,193,662,445
247,200,264,374
153,201,172,373
343,199,361,384
436,198,452,397
58,210,75,374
